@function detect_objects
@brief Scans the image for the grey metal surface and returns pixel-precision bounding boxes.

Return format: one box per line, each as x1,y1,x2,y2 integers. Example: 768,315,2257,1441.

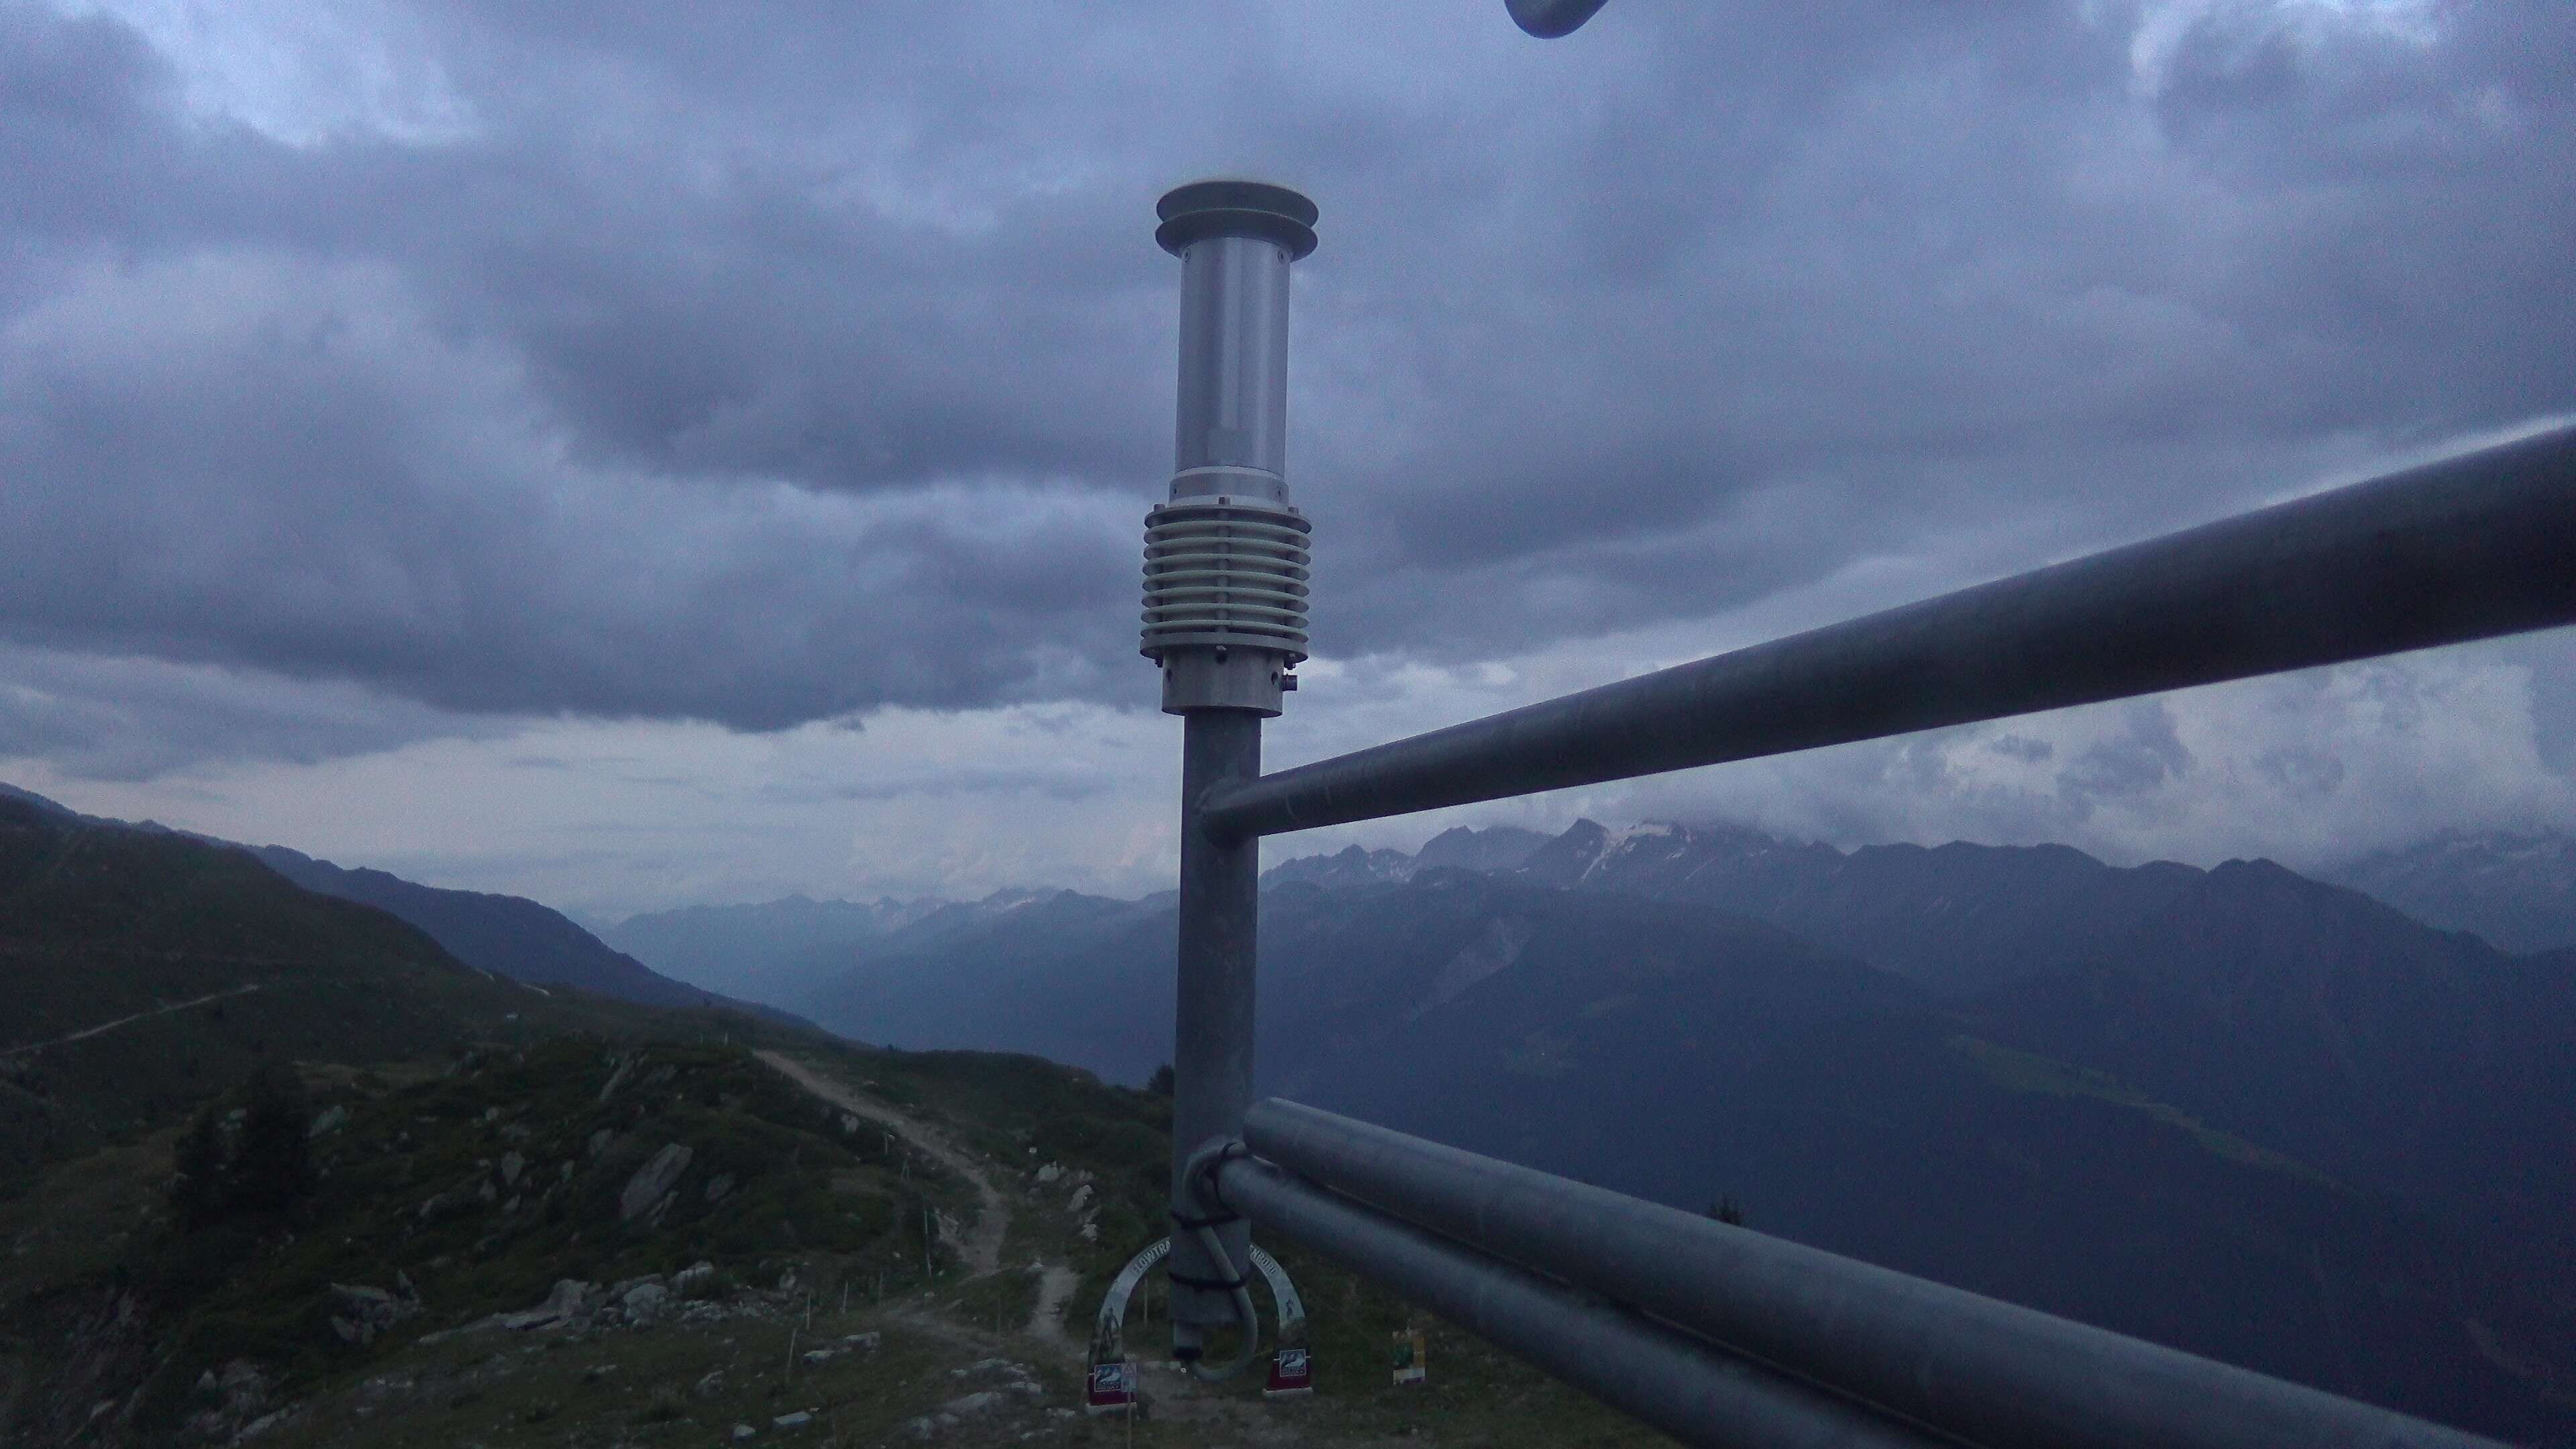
1242,1099,2510,1449
1163,711,1264,1343
1173,233,1295,496
1149,179,1319,1351
1156,178,1318,262
1204,425,2576,840
1505,0,1612,37
1144,179,1319,715
1142,496,1313,697
1157,646,1301,717
1211,1151,1949,1449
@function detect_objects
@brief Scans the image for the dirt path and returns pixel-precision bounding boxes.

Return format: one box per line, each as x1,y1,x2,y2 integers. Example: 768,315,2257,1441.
2,983,264,1058
755,1051,1008,1277
1026,1263,1082,1352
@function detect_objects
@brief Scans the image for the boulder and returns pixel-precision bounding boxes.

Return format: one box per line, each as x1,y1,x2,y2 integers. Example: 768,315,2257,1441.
499,1150,526,1187
623,1283,669,1322
619,1144,692,1221
939,1390,1007,1418
307,1105,349,1138
324,1283,415,1345
495,1278,599,1331
673,1261,718,1296
416,1184,482,1223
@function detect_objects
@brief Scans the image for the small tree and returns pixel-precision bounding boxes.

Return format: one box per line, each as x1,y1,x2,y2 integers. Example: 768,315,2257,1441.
170,1067,315,1228
231,1065,315,1214
1146,1063,1175,1097
1705,1195,1744,1227
169,1104,229,1228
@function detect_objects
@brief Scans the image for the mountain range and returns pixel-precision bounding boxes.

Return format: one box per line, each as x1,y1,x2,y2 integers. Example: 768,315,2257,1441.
620,814,2576,1438
251,845,804,1023
0,791,804,1191
2326,828,2576,955
600,894,945,1006
7,777,2574,1436
0,784,787,1028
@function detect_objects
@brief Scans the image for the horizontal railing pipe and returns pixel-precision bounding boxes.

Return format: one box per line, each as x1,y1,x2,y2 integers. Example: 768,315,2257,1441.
1241,1099,2508,1449
1205,424,2576,840
1208,1151,1951,1449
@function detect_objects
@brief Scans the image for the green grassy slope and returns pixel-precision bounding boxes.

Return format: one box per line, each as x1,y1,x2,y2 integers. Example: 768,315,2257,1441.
0,796,801,1189
4,1031,1671,1448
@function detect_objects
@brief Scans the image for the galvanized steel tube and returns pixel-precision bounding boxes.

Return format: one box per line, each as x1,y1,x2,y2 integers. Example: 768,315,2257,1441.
1241,1099,2509,1449
1210,1152,1951,1449
1204,425,2576,840
1164,711,1264,1341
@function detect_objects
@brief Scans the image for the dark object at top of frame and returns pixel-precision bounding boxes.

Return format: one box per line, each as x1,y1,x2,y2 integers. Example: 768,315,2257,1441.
1507,0,1611,38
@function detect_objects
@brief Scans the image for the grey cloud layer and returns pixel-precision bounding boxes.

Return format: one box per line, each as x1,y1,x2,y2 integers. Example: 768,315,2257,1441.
1,1,2570,765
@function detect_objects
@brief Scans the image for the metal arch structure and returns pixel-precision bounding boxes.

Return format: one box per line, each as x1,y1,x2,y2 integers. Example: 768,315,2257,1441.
1087,1235,1306,1369
1132,168,2566,1443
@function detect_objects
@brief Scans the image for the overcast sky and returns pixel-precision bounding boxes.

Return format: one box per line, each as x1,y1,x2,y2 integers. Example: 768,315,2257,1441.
3,0,2570,920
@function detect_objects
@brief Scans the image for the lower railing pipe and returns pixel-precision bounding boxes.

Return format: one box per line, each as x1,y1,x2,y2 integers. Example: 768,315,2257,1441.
1240,1100,2506,1449
1208,1152,1950,1449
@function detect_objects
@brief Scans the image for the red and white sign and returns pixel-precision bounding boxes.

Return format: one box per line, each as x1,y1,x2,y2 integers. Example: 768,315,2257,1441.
1084,1359,1139,1414
1265,1346,1313,1399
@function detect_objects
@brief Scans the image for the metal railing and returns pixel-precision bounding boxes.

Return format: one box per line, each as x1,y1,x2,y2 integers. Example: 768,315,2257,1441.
1136,150,2571,1449
1159,413,2571,1448
1203,425,2576,841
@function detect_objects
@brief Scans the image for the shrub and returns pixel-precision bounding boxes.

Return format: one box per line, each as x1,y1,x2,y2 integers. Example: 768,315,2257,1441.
166,1067,315,1228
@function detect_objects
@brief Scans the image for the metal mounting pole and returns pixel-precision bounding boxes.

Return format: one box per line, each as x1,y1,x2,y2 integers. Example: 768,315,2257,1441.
1140,178,1318,1360
1168,709,1260,1349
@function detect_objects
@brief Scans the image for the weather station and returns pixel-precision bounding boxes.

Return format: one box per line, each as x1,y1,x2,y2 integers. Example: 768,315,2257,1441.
1105,5,2571,1446
1093,176,1324,1401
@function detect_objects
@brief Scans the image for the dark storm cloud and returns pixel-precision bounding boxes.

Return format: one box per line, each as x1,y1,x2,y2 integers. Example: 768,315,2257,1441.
1,1,2569,769
0,643,501,781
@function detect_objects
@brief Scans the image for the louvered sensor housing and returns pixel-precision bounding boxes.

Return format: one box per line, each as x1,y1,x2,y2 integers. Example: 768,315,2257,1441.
1141,179,1318,715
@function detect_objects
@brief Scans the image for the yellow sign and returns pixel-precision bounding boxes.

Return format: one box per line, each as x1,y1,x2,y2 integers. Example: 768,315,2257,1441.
1391,1326,1428,1385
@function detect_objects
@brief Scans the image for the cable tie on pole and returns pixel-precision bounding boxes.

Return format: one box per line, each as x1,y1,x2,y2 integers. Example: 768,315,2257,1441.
1192,1139,1251,1218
